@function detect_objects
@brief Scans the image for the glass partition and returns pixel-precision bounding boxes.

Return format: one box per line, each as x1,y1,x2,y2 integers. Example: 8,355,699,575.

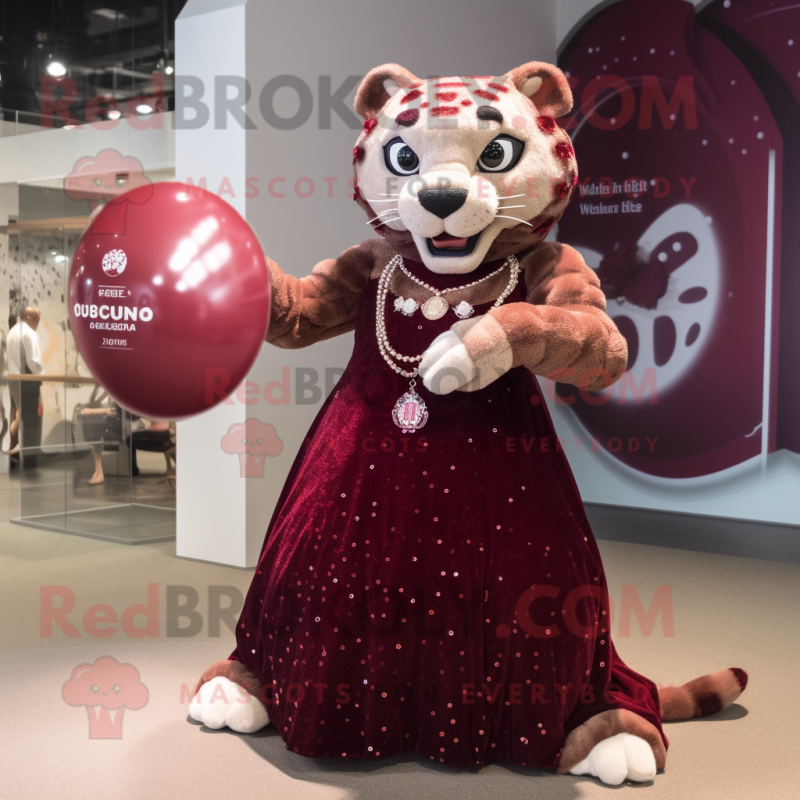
2,179,175,543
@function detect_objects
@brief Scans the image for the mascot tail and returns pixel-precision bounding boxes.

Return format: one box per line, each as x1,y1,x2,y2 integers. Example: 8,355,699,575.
659,667,748,720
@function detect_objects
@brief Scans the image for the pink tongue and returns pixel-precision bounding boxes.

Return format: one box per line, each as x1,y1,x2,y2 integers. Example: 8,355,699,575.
432,234,468,250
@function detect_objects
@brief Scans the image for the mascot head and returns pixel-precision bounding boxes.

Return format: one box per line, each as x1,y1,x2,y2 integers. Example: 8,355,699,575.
353,62,577,274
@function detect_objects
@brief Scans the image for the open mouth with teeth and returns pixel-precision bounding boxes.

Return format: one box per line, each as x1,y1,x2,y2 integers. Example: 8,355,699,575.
426,232,481,257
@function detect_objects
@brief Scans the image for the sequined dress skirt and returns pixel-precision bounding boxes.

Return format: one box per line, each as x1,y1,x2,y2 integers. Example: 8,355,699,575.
230,268,665,769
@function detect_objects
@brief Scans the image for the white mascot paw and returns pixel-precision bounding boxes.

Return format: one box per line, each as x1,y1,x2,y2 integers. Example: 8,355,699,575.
189,675,270,733
417,330,478,395
569,733,656,785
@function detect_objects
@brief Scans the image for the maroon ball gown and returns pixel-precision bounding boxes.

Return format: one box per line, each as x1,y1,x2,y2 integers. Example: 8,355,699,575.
229,258,666,769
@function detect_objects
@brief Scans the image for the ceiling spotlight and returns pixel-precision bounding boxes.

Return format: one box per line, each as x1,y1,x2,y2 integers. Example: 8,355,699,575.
156,53,174,75
136,103,153,115
93,9,127,21
107,109,121,120
47,60,67,77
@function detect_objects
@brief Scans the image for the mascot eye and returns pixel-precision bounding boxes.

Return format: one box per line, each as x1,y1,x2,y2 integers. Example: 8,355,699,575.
477,136,524,173
384,138,420,176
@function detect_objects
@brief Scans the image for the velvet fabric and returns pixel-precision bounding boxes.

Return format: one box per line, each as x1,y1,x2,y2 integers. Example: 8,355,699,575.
230,258,666,769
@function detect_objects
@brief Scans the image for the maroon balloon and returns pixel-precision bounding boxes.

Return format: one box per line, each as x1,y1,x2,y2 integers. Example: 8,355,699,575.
68,182,270,419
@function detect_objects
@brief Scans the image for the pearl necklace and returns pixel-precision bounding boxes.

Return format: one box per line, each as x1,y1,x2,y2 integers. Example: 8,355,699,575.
376,253,521,432
395,260,508,320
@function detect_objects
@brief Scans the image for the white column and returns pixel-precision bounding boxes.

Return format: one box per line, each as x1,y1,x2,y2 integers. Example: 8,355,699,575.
175,0,250,566
0,184,13,472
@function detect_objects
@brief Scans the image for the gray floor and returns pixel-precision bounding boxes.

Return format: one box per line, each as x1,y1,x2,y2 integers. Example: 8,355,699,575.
0,449,175,542
4,453,798,559
1,454,798,798
1,523,797,799
585,503,800,564
16,503,177,543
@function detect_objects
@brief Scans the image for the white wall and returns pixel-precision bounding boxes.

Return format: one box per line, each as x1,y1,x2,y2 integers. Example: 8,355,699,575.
0,185,11,473
557,0,706,47
176,0,798,567
175,0,250,566
176,0,558,567
0,113,174,186
241,0,559,568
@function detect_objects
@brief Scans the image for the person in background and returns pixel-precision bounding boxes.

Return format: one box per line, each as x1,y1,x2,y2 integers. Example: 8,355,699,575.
130,419,174,477
6,307,45,466
77,385,120,485
89,441,105,484
0,321,8,451
3,314,19,455
87,416,175,484
79,404,118,485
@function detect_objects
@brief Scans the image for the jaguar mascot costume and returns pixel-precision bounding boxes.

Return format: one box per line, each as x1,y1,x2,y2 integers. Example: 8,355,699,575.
189,60,747,786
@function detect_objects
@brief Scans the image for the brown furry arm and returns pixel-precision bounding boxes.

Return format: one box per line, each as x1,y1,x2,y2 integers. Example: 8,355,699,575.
266,240,379,349
454,243,627,391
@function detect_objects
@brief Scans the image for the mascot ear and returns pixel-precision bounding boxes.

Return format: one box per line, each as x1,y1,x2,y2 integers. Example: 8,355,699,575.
355,63,422,119
507,61,573,118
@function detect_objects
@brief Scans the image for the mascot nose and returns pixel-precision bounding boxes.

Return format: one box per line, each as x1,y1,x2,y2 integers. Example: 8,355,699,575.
418,189,468,219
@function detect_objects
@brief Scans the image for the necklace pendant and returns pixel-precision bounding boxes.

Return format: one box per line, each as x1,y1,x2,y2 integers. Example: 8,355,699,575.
392,388,429,433
421,295,448,320
394,296,418,316
378,253,519,434
453,300,474,320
